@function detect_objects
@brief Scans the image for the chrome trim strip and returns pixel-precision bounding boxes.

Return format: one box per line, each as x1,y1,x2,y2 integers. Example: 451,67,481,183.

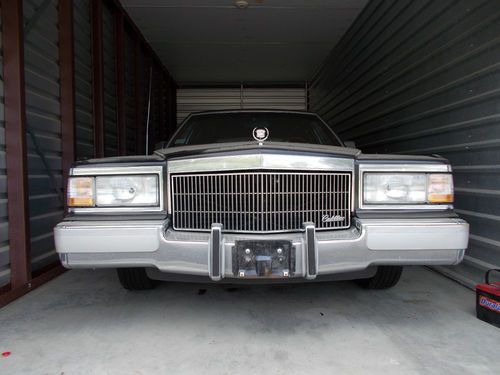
357,164,453,211
304,222,317,280
209,223,223,281
358,164,452,173
70,166,165,214
167,154,354,173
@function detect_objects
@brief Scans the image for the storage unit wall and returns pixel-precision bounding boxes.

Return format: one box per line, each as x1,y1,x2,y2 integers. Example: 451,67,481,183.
310,0,500,288
0,3,9,289
0,0,176,307
177,86,307,125
23,0,63,273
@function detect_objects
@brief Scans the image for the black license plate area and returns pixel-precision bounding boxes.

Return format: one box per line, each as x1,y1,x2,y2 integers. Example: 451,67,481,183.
232,240,295,278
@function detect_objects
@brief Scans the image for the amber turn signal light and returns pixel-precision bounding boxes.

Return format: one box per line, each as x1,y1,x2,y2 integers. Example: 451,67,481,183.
427,174,454,203
67,177,94,207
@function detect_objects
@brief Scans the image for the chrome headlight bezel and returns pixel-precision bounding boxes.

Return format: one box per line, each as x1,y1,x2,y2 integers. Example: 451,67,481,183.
358,164,454,210
68,166,164,213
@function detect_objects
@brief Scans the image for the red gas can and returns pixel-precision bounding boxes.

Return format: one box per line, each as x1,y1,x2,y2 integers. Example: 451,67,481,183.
476,269,500,328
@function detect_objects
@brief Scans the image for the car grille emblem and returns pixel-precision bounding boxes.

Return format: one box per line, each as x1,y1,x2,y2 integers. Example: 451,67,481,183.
253,127,269,142
322,214,345,223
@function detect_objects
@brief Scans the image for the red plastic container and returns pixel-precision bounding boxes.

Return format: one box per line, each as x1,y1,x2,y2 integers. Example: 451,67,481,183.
476,269,500,328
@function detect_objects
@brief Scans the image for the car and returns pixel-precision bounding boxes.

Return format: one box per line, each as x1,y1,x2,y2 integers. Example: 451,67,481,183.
54,110,469,290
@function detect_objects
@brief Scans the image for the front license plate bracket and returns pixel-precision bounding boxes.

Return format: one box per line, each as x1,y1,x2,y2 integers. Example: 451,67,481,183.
232,240,295,278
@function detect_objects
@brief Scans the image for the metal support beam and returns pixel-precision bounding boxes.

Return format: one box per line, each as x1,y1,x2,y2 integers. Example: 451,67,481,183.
59,0,75,211
90,0,104,158
115,10,126,155
2,0,31,289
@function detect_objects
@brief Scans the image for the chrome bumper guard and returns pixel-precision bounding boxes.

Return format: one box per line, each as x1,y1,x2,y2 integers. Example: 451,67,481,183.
54,218,469,280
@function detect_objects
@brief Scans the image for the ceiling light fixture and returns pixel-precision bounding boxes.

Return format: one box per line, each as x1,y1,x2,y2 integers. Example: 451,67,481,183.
235,0,249,9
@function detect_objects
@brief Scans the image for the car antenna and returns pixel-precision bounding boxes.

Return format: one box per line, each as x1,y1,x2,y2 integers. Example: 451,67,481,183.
145,65,153,155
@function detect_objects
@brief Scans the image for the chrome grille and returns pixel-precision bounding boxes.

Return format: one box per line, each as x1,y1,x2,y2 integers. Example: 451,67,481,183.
171,171,351,232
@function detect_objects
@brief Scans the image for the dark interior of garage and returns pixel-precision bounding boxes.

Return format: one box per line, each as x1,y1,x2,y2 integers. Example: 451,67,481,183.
0,0,499,373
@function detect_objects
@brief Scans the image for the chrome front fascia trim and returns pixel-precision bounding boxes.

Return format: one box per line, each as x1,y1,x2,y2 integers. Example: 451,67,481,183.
209,224,223,281
69,166,165,214
170,171,352,233
358,163,454,211
54,217,469,279
167,153,354,173
303,222,318,280
167,153,354,217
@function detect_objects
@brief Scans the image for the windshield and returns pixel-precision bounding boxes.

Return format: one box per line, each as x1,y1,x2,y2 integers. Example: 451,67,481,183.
169,112,342,147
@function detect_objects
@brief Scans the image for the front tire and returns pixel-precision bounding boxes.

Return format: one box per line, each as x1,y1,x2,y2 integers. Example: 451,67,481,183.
356,266,403,289
117,268,158,290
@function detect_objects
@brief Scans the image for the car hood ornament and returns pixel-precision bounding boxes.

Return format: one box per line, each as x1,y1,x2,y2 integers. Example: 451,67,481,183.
253,127,269,144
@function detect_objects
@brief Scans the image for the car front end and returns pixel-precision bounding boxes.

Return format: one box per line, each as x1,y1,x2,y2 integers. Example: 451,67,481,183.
54,110,469,288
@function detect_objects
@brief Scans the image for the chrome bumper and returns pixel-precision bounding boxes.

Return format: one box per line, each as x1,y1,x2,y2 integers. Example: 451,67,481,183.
54,218,469,280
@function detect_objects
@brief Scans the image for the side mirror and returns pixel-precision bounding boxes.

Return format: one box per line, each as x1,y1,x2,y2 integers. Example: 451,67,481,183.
155,141,168,150
344,140,356,148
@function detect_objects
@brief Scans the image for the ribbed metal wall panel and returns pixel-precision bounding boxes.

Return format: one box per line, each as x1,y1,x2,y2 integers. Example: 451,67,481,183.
124,28,136,154
176,87,307,124
138,48,150,153
0,4,10,288
23,0,63,273
102,2,118,157
310,0,500,288
73,0,93,160
147,66,162,153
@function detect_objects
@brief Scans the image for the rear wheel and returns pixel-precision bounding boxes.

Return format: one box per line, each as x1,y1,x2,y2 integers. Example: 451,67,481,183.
117,268,158,290
356,266,403,289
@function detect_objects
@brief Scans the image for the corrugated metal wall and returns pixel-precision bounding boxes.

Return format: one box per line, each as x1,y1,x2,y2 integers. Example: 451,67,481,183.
0,4,10,288
0,0,176,304
23,0,63,273
72,2,177,158
176,87,307,124
137,47,150,154
310,0,500,288
124,27,136,155
73,0,93,160
102,2,118,157
145,65,163,154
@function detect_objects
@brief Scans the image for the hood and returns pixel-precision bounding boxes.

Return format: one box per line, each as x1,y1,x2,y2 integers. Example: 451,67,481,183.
155,141,361,159
74,142,448,167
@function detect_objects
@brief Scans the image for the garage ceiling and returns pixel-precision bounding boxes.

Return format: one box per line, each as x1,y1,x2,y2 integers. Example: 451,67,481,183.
120,0,368,84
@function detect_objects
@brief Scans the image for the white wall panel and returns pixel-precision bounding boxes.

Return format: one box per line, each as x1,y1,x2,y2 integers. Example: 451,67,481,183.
177,87,307,125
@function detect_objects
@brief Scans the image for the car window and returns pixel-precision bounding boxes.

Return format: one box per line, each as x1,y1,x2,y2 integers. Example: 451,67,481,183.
169,112,342,147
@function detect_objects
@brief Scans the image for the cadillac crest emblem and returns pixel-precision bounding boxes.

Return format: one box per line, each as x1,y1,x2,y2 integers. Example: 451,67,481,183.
252,127,269,142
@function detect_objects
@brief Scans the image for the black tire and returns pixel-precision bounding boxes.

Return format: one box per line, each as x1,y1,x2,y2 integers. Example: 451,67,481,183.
117,268,158,290
356,266,403,289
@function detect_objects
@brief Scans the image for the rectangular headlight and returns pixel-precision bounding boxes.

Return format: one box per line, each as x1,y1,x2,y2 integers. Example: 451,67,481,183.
364,174,426,204
67,177,94,207
363,173,454,205
95,175,159,207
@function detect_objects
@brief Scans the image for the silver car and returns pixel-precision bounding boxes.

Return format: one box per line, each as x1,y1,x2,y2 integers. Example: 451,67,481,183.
54,110,469,290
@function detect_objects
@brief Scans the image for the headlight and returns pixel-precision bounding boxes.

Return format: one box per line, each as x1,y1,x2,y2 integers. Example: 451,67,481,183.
363,173,453,204
95,175,159,207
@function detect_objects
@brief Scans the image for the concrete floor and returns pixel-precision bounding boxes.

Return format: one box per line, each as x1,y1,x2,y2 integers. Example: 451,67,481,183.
0,267,499,375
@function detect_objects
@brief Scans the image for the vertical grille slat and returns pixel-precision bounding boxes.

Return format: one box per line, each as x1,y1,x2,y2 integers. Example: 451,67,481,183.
171,171,351,232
